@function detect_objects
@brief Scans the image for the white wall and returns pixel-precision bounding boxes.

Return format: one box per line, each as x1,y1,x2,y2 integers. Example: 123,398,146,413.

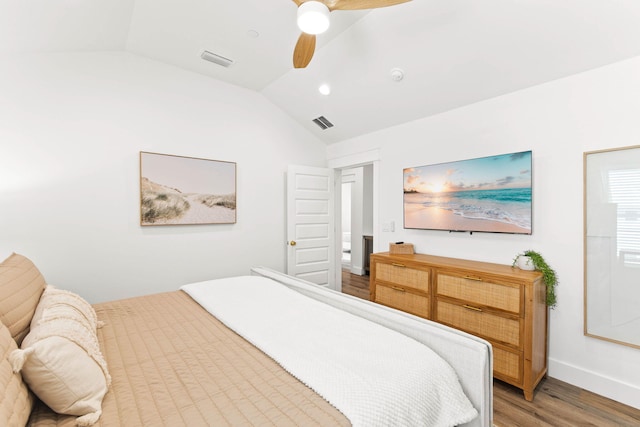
0,51,327,303
327,56,640,409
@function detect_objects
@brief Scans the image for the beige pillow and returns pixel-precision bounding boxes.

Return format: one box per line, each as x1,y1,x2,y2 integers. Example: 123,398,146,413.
0,253,47,345
0,320,33,427
9,286,111,427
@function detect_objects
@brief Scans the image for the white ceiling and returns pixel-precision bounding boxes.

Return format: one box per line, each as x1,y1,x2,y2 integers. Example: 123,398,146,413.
3,0,640,144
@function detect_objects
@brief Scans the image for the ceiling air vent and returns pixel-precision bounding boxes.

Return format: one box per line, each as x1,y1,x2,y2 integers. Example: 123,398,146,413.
312,116,334,130
201,50,234,68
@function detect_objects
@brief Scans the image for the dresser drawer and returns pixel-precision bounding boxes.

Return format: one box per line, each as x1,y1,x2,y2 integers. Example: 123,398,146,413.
437,273,521,314
375,262,429,293
493,346,523,384
374,284,430,318
435,300,521,348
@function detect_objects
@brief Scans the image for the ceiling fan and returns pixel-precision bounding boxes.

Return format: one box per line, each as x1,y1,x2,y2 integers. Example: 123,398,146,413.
292,0,411,68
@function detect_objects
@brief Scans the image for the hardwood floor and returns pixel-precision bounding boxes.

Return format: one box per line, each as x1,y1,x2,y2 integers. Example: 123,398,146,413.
341,270,640,427
493,378,640,426
341,269,370,300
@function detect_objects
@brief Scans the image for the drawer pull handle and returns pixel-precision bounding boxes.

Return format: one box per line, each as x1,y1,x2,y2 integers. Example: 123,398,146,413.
464,276,483,282
391,263,406,268
391,286,406,292
463,304,483,312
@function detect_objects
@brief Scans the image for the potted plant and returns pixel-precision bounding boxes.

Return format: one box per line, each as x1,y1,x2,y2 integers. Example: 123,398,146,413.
513,250,558,309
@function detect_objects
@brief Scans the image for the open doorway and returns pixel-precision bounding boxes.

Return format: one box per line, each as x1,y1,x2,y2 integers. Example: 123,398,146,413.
340,165,374,277
328,151,379,292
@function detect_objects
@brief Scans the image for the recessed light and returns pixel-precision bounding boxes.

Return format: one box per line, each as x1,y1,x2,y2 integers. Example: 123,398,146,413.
390,67,404,82
318,83,331,96
246,29,259,38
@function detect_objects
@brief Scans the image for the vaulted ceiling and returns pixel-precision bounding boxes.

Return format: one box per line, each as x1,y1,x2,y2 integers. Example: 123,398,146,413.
3,1,640,144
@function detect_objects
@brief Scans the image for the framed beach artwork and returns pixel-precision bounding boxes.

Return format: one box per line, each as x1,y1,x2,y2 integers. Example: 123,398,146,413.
139,152,236,226
403,150,532,234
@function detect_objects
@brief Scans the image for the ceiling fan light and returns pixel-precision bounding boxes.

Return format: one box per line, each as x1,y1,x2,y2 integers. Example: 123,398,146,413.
297,1,330,35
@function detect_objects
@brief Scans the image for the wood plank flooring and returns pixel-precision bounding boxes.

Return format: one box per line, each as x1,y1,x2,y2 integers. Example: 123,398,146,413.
341,269,370,300
341,270,640,427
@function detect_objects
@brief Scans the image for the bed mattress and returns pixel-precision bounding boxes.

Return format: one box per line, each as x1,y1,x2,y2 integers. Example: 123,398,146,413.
27,290,350,426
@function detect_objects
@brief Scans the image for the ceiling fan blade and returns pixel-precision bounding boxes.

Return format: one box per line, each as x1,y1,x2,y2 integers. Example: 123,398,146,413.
328,0,411,11
293,33,316,68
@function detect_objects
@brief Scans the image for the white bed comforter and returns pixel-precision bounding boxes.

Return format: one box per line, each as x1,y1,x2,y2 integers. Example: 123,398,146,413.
181,276,477,427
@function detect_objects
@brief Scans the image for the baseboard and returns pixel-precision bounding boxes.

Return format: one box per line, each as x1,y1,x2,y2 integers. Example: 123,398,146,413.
549,357,640,409
350,266,364,275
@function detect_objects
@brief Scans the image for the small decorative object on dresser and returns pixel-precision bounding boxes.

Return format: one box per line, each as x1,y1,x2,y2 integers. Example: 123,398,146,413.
370,251,548,402
513,250,558,308
514,254,535,270
389,242,414,254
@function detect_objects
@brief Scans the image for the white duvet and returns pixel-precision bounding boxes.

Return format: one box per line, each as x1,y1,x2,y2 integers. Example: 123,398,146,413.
182,276,477,427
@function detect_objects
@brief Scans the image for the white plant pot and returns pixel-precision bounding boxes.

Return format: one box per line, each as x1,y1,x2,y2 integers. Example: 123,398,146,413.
517,255,535,271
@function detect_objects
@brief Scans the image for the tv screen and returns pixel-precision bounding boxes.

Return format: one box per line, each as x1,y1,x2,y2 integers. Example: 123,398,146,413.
403,150,532,234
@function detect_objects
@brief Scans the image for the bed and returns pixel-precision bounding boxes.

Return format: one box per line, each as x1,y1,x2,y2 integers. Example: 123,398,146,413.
1,253,493,427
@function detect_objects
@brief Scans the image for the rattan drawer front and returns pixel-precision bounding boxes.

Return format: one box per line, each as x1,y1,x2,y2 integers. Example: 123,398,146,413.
436,300,521,347
437,274,521,314
376,263,429,293
375,284,430,318
493,346,522,383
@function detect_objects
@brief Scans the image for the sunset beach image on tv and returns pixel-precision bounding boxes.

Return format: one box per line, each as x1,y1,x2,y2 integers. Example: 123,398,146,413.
403,151,532,234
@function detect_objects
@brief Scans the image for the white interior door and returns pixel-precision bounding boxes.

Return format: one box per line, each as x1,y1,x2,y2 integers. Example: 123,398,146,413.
287,165,335,289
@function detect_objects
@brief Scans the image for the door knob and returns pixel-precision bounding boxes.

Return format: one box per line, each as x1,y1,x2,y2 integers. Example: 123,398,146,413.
289,241,297,246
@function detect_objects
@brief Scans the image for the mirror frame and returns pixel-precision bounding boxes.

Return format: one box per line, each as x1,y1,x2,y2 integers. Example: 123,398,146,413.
583,145,640,349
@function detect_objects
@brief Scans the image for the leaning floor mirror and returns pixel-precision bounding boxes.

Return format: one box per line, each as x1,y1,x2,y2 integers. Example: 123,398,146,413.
584,145,640,349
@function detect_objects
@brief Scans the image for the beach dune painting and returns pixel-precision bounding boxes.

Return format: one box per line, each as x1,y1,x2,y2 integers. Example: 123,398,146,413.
404,151,532,234
140,152,236,225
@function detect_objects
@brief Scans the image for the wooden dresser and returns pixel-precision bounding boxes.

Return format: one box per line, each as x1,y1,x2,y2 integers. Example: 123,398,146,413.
369,252,547,401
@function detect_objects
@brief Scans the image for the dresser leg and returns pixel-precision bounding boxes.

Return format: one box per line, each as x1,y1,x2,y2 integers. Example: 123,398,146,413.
524,389,534,401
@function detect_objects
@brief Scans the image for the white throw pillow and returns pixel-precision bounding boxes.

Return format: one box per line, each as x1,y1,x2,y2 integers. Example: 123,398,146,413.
9,286,110,426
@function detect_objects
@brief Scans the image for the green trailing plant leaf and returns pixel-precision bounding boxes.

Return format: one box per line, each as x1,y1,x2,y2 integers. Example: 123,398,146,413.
513,250,558,308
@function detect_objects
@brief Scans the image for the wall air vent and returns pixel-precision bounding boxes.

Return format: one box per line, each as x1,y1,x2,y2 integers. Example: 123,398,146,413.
201,50,234,68
312,116,334,130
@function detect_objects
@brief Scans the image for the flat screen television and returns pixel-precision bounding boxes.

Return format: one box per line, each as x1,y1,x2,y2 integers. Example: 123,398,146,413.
403,150,532,235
